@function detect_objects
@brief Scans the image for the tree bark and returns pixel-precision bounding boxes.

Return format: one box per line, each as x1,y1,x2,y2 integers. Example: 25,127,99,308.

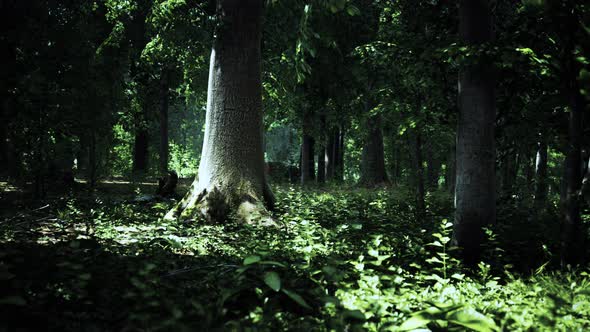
454,0,496,266
159,68,170,175
317,114,326,184
445,145,456,194
165,0,274,224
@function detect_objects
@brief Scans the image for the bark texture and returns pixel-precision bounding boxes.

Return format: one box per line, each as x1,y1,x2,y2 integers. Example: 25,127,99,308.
454,0,496,266
165,0,274,224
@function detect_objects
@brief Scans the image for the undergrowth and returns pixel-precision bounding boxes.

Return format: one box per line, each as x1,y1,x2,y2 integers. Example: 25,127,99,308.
0,185,589,331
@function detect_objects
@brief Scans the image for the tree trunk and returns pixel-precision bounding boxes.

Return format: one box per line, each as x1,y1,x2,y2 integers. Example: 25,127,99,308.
534,134,548,210
445,145,456,194
326,129,335,180
165,0,273,224
159,68,170,175
410,127,426,217
360,113,388,187
454,0,496,266
337,128,345,181
582,154,590,206
317,115,326,184
133,124,149,174
561,90,585,265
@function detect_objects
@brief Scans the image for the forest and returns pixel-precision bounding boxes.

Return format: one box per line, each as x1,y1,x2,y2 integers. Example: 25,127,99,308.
1,0,590,330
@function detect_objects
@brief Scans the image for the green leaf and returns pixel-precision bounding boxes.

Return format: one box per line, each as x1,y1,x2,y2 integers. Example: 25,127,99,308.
263,271,281,292
282,289,312,309
243,255,261,265
447,307,499,332
399,315,431,330
346,5,360,16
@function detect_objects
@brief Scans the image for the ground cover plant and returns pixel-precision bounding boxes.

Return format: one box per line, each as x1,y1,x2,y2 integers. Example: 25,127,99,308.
1,183,589,331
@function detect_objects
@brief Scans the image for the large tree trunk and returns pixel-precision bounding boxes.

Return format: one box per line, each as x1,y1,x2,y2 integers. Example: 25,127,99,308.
534,134,548,210
445,145,456,194
159,68,170,175
454,0,496,266
360,112,388,187
561,90,585,265
133,124,149,174
165,0,273,224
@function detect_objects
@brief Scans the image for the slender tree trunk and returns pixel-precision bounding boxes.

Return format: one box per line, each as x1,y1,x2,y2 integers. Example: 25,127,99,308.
534,134,548,210
326,129,335,180
317,114,326,184
582,154,590,206
332,129,341,181
360,113,388,187
410,127,426,216
337,128,345,181
454,0,496,266
159,68,170,175
166,0,273,224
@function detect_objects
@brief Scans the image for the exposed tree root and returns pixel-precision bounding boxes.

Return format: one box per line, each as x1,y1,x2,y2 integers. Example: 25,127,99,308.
165,182,276,226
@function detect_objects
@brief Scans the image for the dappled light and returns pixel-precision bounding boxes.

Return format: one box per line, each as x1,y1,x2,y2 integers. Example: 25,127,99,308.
2,0,590,330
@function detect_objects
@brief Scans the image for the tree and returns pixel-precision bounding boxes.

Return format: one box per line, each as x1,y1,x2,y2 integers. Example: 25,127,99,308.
165,0,274,224
453,0,496,265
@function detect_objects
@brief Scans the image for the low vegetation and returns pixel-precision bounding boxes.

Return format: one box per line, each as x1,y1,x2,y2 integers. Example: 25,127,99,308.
2,184,589,331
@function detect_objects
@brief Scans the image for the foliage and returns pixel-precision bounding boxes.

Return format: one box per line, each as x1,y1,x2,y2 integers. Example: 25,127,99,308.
1,185,589,331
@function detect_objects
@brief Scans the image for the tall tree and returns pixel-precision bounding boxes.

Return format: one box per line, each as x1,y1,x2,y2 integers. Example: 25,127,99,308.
453,0,496,265
166,0,274,224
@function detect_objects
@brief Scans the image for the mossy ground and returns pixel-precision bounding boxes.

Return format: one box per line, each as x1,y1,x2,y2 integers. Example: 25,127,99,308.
1,181,589,331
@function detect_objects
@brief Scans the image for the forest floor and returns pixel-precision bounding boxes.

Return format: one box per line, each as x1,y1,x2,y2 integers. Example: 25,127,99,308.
1,180,590,331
